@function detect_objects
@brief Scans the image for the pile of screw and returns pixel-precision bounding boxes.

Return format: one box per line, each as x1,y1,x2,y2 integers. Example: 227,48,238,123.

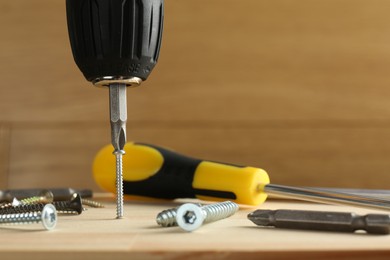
156,201,239,232
0,189,104,231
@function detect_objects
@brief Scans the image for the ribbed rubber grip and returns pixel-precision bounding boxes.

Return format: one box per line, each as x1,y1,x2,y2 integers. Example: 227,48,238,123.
66,0,164,82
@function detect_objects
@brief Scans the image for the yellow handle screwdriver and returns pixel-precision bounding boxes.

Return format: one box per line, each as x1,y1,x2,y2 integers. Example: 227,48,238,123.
93,142,390,210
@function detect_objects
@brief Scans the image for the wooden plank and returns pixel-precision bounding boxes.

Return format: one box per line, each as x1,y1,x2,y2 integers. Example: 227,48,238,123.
0,199,389,259
0,124,10,189
1,0,390,122
8,123,390,190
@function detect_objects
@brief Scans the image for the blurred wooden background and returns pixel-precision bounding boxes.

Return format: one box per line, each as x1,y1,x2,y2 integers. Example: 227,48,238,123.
1,0,390,192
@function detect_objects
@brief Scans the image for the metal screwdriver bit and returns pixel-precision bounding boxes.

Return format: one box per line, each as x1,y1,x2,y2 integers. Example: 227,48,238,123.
109,83,127,153
66,0,164,219
248,209,390,234
109,83,127,219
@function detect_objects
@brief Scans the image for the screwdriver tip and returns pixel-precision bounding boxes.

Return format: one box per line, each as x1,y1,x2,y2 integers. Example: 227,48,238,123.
247,210,275,226
109,83,127,152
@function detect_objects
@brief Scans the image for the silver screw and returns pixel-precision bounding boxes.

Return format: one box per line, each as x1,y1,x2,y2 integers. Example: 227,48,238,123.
0,204,57,230
156,203,203,227
175,201,239,231
114,150,125,218
156,208,178,227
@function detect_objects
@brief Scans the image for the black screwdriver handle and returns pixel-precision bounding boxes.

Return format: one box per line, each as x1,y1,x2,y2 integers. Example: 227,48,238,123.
66,0,164,82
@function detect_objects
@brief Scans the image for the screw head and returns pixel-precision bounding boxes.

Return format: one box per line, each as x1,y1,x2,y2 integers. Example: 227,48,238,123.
69,193,84,214
183,211,197,224
176,203,205,232
38,190,54,203
41,204,57,230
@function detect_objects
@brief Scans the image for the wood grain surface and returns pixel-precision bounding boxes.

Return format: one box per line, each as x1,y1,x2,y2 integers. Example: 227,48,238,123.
0,198,390,259
1,0,390,190
0,124,10,188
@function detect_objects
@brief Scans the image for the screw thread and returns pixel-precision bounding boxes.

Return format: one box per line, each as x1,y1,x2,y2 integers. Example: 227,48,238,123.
81,198,105,208
0,203,44,215
0,202,13,209
0,204,57,230
20,197,41,205
0,198,21,209
202,201,239,223
20,190,54,205
0,198,82,215
52,193,83,214
115,151,124,218
0,211,42,225
52,201,79,214
156,208,178,227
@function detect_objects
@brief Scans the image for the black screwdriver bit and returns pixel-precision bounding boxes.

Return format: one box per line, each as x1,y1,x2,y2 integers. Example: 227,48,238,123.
248,209,390,234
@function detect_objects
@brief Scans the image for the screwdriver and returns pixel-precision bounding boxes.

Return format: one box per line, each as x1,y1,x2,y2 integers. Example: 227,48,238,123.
66,0,164,218
248,209,390,234
93,142,390,211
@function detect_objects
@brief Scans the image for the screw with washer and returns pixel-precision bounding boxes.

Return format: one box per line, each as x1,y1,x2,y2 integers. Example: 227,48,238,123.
175,201,239,232
0,203,57,230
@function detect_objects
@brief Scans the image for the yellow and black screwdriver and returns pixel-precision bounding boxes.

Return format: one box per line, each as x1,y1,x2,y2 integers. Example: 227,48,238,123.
93,142,390,211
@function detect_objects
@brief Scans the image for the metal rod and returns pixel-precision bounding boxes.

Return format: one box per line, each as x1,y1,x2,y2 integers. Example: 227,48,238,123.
263,184,390,211
109,83,127,219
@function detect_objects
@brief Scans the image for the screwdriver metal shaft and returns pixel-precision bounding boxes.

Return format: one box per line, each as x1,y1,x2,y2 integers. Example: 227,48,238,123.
248,209,390,234
263,184,390,212
109,83,127,219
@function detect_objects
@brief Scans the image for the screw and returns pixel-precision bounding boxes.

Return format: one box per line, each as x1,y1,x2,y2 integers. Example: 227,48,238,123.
80,198,105,208
175,201,239,232
53,193,84,214
156,203,203,227
0,204,57,230
19,190,54,205
0,198,21,209
114,149,125,219
0,193,83,215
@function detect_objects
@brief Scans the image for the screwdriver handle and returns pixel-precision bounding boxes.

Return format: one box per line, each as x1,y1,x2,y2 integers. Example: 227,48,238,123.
93,143,270,205
66,0,164,83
